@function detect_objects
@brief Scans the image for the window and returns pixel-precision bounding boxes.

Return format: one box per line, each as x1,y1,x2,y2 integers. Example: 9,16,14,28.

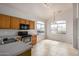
37,21,45,34
51,20,66,34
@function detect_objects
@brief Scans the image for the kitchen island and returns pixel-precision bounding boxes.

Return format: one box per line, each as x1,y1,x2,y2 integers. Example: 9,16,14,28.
0,41,32,56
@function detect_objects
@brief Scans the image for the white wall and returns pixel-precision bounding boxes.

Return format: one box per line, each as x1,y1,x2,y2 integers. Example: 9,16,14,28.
0,4,46,22
78,3,79,49
73,3,78,49
46,8,73,44
74,3,79,49
0,4,42,21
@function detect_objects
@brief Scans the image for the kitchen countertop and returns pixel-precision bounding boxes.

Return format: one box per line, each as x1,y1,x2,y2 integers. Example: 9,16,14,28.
0,41,32,56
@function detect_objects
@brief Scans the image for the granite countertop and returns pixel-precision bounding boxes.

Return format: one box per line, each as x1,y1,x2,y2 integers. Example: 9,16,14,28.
0,41,32,56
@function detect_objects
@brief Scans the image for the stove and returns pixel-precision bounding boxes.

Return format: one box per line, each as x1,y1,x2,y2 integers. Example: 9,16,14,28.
18,31,32,43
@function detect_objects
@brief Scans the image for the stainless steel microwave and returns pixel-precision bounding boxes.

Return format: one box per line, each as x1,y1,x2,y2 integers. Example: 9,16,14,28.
20,24,29,30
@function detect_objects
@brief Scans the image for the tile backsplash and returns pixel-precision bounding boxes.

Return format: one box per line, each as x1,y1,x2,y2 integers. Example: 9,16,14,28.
0,29,18,43
0,29,18,37
0,29,37,37
0,29,37,43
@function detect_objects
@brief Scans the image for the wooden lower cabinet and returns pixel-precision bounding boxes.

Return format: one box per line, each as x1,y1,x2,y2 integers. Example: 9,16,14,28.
18,49,31,56
32,35,37,45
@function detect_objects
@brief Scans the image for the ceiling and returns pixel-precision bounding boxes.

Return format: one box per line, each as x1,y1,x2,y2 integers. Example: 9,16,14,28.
0,3,73,20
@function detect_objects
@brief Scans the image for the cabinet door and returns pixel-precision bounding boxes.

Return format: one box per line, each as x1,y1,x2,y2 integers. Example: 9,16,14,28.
10,17,20,29
32,35,37,45
26,20,29,25
20,19,26,24
29,21,35,29
0,14,10,29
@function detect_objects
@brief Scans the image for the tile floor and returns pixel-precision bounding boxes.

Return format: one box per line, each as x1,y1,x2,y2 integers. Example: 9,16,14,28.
32,39,78,56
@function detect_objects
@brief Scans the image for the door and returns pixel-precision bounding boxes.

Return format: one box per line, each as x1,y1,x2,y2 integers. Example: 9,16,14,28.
10,16,20,29
29,21,35,29
0,14,10,29
26,20,29,25
20,19,26,24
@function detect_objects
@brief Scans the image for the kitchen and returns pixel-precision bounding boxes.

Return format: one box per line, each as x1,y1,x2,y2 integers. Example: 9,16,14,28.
0,14,37,56
0,3,78,56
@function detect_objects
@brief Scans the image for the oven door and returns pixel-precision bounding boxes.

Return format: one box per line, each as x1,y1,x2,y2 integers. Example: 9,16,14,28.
22,37,31,43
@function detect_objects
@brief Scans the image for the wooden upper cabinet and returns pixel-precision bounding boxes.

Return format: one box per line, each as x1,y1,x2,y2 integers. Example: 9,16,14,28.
20,19,26,24
25,20,29,25
0,14,35,29
10,17,20,29
0,14,10,29
29,21,35,29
